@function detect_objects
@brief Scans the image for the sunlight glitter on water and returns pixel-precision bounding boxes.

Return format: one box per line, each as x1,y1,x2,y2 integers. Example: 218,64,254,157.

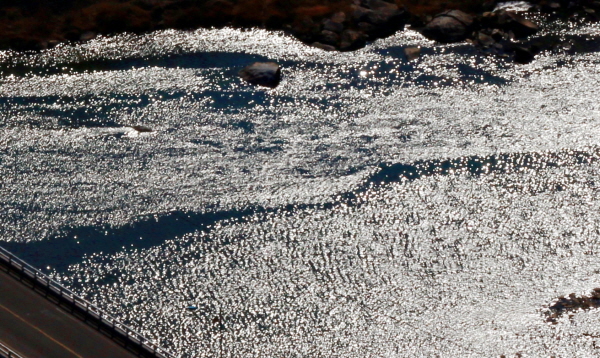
3,20,600,357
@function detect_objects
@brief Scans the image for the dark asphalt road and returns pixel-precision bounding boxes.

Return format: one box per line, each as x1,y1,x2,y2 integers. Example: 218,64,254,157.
0,269,135,358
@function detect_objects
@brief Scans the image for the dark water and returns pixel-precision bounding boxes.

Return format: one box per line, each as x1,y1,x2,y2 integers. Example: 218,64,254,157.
3,19,600,356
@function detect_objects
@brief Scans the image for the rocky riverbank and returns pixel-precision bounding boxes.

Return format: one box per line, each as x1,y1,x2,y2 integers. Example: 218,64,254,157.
0,0,599,62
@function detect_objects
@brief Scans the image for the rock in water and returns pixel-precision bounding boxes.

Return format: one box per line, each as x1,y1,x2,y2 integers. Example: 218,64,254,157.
512,45,535,64
239,62,281,88
404,46,421,61
421,10,474,43
503,11,539,38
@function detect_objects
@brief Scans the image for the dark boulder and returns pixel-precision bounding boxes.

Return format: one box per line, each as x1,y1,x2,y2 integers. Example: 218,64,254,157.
330,11,346,23
364,0,398,11
363,5,407,38
350,5,372,22
339,30,367,51
512,45,535,63
290,16,319,43
475,32,495,47
239,62,281,88
131,125,153,133
421,10,474,43
357,21,377,35
318,30,340,46
322,19,344,33
79,31,96,41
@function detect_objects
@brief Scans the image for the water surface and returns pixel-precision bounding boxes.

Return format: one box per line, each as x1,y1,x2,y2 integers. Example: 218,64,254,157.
3,21,600,357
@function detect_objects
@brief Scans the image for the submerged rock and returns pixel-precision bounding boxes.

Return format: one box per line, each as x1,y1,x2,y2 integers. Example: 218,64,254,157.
421,10,474,43
404,46,421,61
239,62,282,88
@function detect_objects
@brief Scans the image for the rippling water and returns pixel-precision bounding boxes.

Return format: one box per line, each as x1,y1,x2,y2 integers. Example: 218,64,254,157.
3,19,600,357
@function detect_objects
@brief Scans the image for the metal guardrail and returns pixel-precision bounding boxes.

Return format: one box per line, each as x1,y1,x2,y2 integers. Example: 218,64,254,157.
0,341,24,358
0,246,177,358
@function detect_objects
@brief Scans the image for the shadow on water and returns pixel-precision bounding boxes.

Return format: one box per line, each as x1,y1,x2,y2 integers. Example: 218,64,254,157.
5,147,599,272
365,148,599,187
1,207,271,272
0,90,296,129
0,52,277,77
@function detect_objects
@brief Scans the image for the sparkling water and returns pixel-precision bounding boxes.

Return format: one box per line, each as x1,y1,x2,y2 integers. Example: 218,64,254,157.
3,21,600,357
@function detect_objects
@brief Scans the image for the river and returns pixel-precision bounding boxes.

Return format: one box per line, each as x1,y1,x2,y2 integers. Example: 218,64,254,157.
2,17,600,357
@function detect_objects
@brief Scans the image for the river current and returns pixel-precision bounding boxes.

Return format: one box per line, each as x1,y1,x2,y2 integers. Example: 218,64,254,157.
3,16,600,357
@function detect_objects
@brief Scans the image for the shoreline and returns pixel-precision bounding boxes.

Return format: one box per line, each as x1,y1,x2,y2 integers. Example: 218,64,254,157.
0,0,598,62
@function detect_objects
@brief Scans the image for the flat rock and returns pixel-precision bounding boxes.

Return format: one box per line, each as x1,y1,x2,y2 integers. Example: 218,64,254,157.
239,62,281,88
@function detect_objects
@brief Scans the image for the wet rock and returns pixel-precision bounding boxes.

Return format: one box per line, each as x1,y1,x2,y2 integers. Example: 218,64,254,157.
350,5,372,22
330,11,346,23
311,42,337,51
318,30,340,46
322,19,344,33
479,11,499,29
90,2,153,34
512,45,535,63
490,28,507,41
47,40,60,48
239,62,281,88
365,0,398,11
545,1,562,11
339,30,367,51
79,31,97,42
7,36,44,51
421,10,474,43
357,21,377,35
363,7,407,38
131,125,153,133
476,32,495,47
499,10,539,38
290,16,319,43
404,46,421,61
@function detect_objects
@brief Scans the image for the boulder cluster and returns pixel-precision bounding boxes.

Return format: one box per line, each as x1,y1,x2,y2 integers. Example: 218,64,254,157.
2,0,600,65
419,8,542,63
289,1,587,64
417,0,600,63
291,0,408,51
